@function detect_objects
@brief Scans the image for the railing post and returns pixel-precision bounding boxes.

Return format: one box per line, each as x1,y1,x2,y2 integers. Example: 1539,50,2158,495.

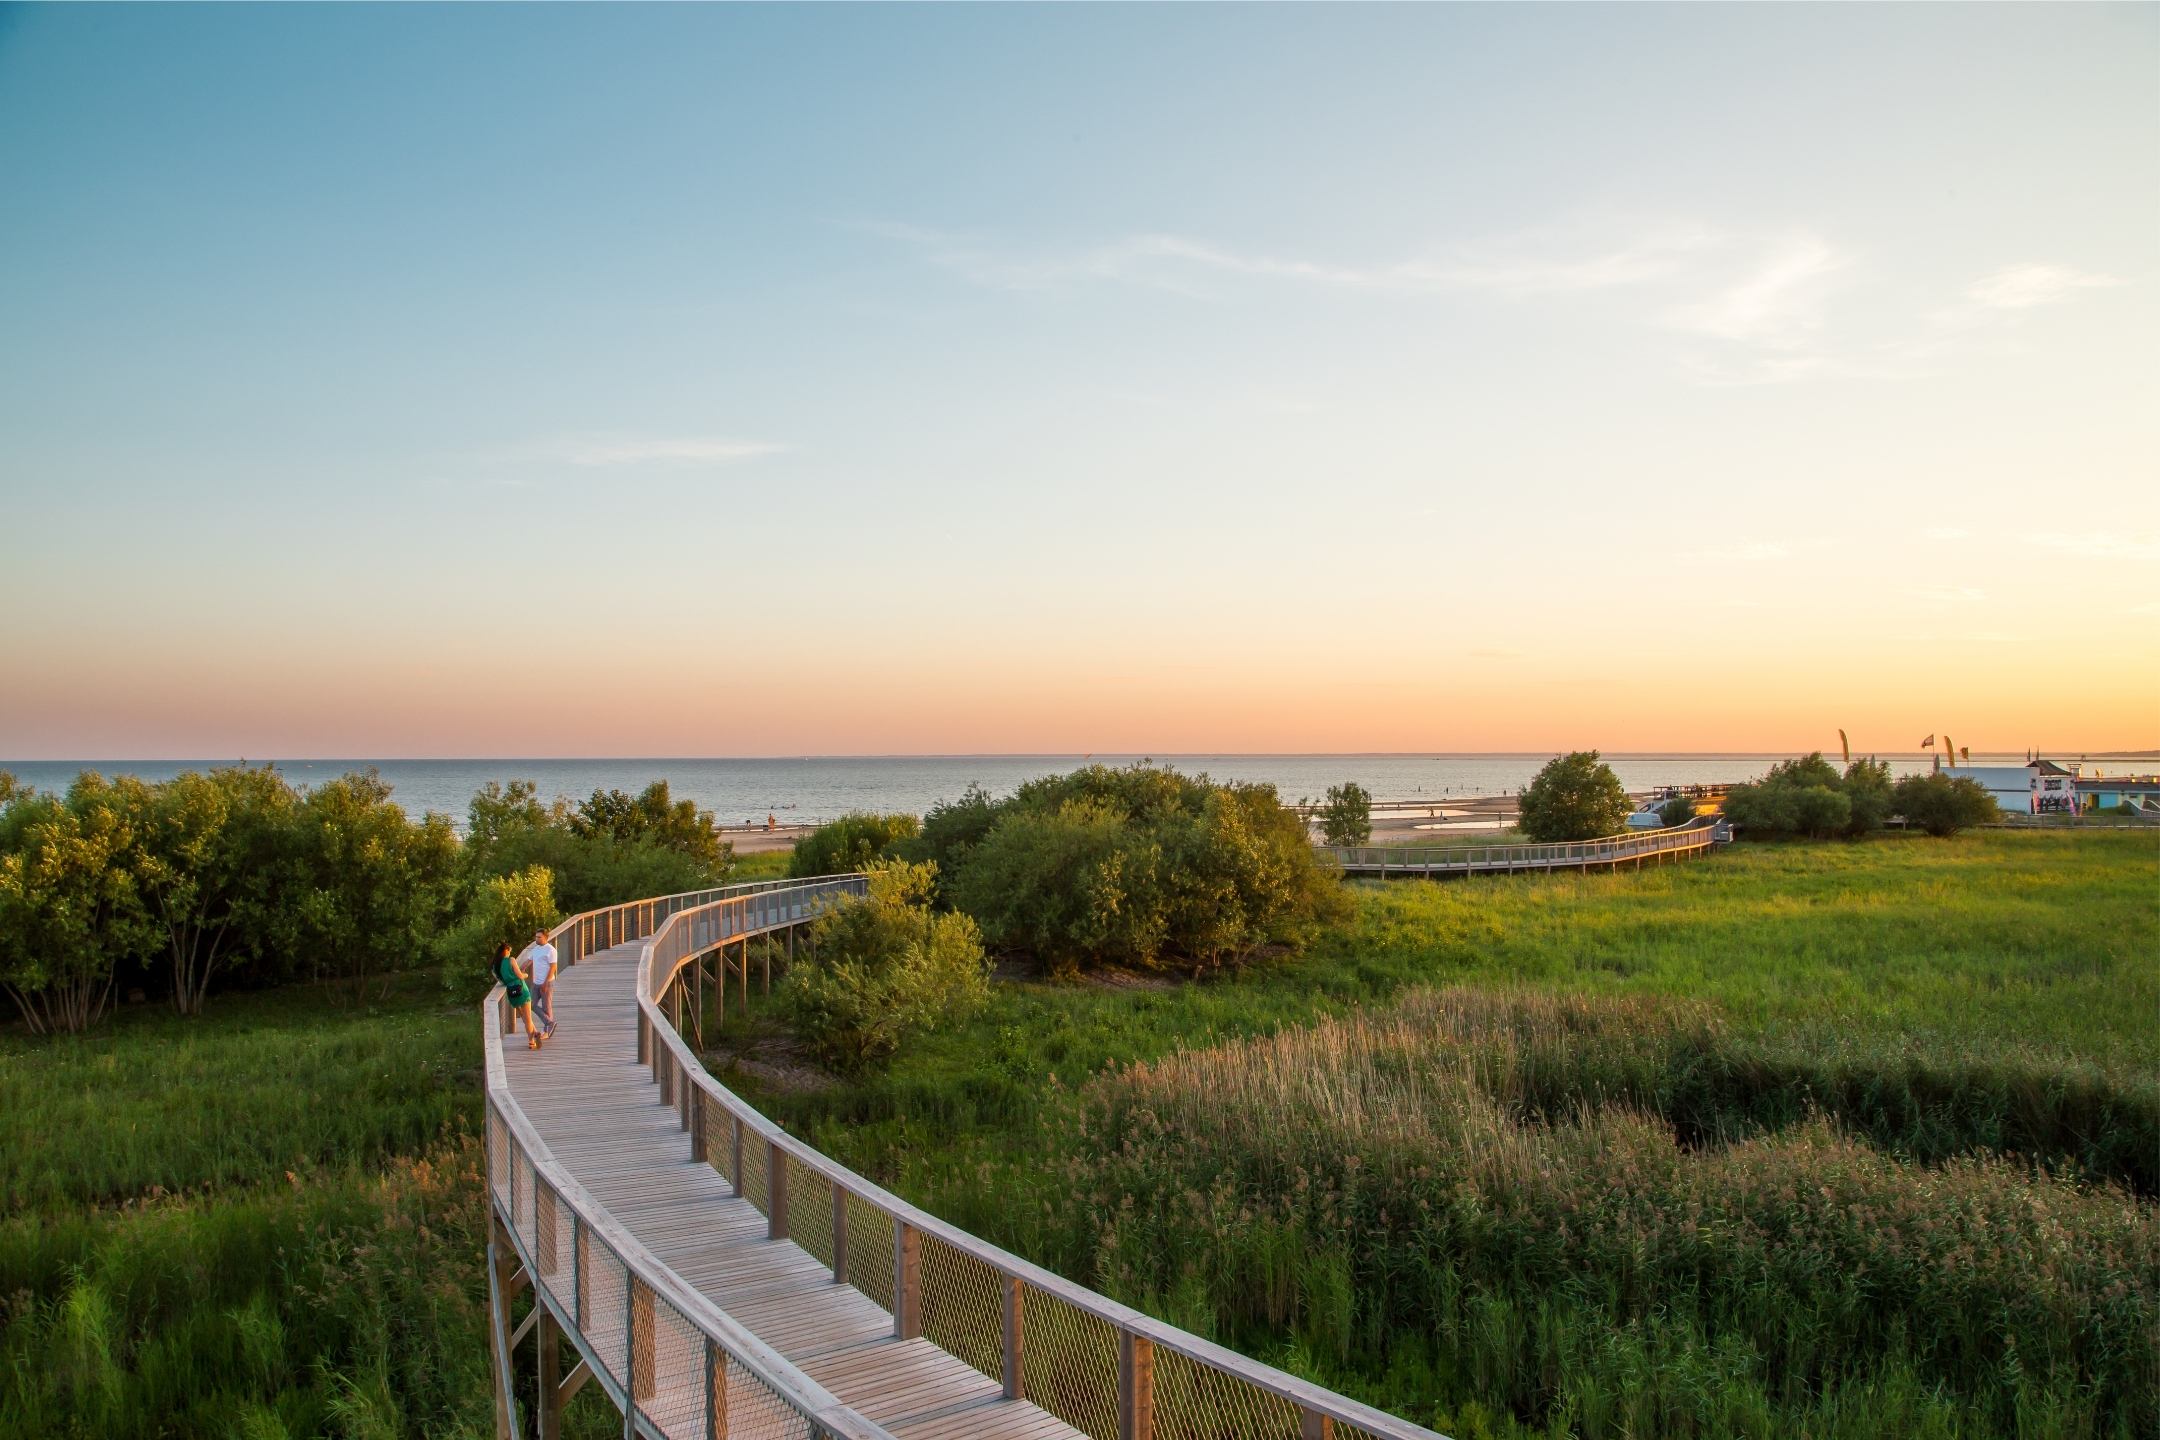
689,1086,706,1159
1301,1410,1334,1440
659,1046,674,1107
731,1117,744,1198
831,1181,849,1284
768,1141,789,1240
572,1211,586,1329
637,1009,650,1067
894,1220,921,1339
705,1337,729,1440
537,1184,558,1277
1118,1331,1154,1440
1002,1274,1024,1400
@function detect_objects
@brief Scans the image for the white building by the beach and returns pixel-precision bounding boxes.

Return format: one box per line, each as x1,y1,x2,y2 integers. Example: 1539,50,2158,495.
1939,759,2077,816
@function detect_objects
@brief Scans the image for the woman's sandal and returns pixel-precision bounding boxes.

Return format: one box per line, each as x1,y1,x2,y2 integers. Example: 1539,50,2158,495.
528,1038,541,1050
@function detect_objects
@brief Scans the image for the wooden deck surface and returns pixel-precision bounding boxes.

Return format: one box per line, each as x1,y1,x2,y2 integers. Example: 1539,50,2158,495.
503,940,1082,1440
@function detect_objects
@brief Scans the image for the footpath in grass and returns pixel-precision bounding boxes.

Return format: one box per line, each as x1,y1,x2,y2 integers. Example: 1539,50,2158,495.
730,830,2157,1440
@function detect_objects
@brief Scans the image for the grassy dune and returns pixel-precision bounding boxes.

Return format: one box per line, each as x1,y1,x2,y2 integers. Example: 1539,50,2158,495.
752,831,2158,1440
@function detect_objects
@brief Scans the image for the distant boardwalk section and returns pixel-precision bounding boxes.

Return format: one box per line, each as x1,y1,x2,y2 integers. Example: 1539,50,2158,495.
483,878,1454,1440
1321,817,1723,878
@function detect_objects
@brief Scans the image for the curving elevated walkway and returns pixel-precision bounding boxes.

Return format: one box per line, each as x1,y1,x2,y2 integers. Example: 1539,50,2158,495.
483,879,1448,1440
1321,817,1723,877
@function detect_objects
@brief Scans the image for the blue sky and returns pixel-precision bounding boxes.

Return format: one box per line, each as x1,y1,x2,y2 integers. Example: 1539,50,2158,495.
2,4,2154,757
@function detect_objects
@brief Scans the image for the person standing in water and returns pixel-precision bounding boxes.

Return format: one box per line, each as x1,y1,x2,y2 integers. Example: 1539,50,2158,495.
495,941,541,1050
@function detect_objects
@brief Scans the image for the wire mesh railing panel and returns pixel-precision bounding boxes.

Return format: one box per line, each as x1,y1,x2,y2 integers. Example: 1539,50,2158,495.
1153,1344,1305,1440
843,1190,895,1314
1021,1285,1121,1440
787,1159,836,1272
487,1108,511,1207
702,1097,736,1190
740,1126,770,1217
919,1230,1005,1384
582,1231,632,1395
640,1284,715,1439
724,1355,819,1440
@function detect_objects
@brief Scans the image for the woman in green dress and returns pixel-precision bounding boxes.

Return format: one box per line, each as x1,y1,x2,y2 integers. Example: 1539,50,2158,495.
495,941,542,1049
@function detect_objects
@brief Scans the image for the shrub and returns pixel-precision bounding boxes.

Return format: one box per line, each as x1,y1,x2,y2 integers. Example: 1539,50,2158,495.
0,776,156,1034
782,860,989,1072
434,865,558,995
1655,795,1697,827
788,812,922,878
942,764,1342,975
569,781,731,871
903,784,1001,878
1726,753,1896,840
1516,751,1630,842
1893,772,1999,836
1316,782,1373,847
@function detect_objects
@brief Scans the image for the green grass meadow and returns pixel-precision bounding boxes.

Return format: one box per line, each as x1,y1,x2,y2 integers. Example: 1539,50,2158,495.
1,830,2152,1437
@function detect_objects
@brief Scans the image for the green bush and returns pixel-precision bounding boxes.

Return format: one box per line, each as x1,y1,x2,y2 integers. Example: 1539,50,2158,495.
1516,751,1631,842
1892,773,2000,837
1655,795,1697,827
903,783,1002,878
1317,782,1373,847
568,780,730,871
942,764,1343,975
782,860,989,1072
788,812,921,878
433,865,558,995
1725,754,1897,840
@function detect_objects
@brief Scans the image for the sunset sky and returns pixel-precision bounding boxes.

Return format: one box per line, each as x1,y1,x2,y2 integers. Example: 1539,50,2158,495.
3,5,2154,758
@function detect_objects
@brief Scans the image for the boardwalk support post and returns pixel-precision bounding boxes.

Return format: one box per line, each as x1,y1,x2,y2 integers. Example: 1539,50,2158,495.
1119,1331,1154,1440
1302,1410,1335,1440
537,1308,564,1440
1002,1274,1024,1400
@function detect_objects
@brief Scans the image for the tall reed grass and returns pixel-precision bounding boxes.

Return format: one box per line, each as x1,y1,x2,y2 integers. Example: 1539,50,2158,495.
1064,990,2158,1438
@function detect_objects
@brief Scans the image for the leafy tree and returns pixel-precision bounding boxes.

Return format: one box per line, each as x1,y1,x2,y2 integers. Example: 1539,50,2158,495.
436,864,558,994
788,812,921,879
1893,773,2000,837
941,764,1341,976
901,784,1001,879
1841,759,1897,836
0,776,157,1033
466,779,561,859
953,796,1167,975
126,766,298,1015
1516,752,1632,843
784,860,989,1072
1317,782,1372,847
570,781,730,871
1656,795,1698,828
1725,753,1897,841
462,778,725,914
288,772,459,997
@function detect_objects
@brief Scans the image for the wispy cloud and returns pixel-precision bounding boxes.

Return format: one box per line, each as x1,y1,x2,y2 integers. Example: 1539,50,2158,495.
1966,263,2122,311
859,219,1722,300
1922,525,1974,542
1666,235,1845,348
2034,531,2159,561
490,435,790,471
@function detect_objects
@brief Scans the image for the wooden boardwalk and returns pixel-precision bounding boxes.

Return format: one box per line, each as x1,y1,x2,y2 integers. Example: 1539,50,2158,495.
502,938,1083,1440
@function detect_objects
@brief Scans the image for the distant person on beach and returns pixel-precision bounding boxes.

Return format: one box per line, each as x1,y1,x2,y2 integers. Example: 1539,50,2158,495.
524,928,558,1038
495,941,541,1050
766,812,776,831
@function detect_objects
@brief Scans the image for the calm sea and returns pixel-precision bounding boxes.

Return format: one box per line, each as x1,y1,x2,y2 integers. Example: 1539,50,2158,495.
0,753,2055,830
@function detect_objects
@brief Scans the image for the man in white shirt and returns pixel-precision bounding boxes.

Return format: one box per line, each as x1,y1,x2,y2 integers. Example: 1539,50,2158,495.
524,930,559,1037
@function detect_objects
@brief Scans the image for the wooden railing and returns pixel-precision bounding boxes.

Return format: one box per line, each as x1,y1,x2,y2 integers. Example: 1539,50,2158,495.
483,874,1452,1440
1320,817,1720,875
